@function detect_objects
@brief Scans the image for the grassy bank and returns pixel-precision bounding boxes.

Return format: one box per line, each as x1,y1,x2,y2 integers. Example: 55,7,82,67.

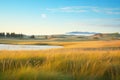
0,40,120,80
0,49,120,80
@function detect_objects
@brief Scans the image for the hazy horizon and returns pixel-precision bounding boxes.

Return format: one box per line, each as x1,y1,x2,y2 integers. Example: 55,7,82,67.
0,0,120,35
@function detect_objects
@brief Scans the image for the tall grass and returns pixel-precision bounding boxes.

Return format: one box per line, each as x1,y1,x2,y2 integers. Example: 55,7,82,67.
0,49,120,80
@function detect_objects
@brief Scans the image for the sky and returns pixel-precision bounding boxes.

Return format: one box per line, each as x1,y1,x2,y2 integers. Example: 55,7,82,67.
0,0,120,35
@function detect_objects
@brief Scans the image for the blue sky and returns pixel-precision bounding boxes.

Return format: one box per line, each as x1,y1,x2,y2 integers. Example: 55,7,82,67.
0,0,120,35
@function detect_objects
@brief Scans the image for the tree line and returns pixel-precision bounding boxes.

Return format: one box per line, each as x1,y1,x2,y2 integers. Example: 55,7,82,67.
0,32,24,38
0,32,36,39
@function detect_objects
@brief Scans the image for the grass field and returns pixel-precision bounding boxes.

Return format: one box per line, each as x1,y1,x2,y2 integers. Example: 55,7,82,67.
0,40,120,80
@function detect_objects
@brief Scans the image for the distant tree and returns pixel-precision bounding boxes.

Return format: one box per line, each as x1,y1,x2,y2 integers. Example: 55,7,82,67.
19,34,24,38
5,32,24,38
6,32,10,37
30,35,35,39
11,32,16,37
0,32,5,38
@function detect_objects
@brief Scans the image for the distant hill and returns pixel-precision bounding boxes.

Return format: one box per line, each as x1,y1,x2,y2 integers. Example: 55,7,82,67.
66,31,100,36
91,33,120,40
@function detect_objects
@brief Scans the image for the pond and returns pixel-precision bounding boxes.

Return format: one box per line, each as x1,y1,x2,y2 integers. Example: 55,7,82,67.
0,44,63,50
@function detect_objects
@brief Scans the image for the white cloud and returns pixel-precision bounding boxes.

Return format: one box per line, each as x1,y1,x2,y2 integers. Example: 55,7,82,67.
41,14,47,18
47,6,120,15
47,6,89,13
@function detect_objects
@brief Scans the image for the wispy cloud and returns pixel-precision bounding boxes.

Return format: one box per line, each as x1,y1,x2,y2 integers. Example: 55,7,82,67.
46,6,90,13
92,7,120,15
59,6,88,13
47,6,120,15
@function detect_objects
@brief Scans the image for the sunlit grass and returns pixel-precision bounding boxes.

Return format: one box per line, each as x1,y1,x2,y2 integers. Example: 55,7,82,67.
0,49,120,80
0,39,120,48
0,40,120,80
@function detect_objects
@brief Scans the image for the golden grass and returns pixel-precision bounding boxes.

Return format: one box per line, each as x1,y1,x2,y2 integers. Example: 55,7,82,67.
0,40,120,80
0,50,120,80
1,39,120,48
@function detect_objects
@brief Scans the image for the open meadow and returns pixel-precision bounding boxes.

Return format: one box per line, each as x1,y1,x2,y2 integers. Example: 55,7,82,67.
1,0,120,80
0,40,120,80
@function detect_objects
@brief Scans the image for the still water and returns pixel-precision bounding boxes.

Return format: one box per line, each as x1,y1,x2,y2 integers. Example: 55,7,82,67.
0,44,63,50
